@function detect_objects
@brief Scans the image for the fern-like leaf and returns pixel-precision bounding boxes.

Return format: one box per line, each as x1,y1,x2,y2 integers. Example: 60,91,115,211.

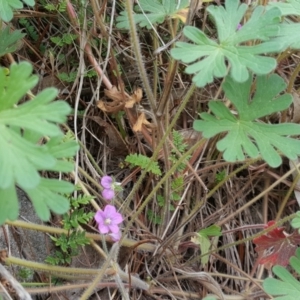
125,154,161,175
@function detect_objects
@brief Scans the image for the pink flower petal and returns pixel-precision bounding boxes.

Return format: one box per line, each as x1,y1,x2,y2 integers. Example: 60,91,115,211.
111,212,123,225
99,224,109,234
94,205,123,235
109,224,121,234
94,210,104,223
102,188,115,201
101,176,113,189
104,204,117,216
109,231,121,242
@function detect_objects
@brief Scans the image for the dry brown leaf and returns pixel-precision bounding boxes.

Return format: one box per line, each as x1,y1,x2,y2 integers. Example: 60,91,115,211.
98,87,143,113
97,100,125,113
104,86,124,102
173,8,189,23
133,112,152,132
132,88,142,103
97,100,109,112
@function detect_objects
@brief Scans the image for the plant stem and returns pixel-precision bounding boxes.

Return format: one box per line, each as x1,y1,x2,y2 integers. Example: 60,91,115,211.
120,84,197,242
5,220,157,252
124,0,157,121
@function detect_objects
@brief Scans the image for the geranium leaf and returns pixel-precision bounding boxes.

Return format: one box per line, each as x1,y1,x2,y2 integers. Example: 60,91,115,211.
0,62,38,110
193,74,300,167
0,27,25,57
266,0,300,51
0,62,78,224
263,248,300,299
0,185,19,224
274,23,300,50
116,0,189,29
253,221,300,269
0,88,70,136
291,212,300,230
25,179,73,221
0,0,35,22
171,0,282,87
268,0,300,16
0,126,53,189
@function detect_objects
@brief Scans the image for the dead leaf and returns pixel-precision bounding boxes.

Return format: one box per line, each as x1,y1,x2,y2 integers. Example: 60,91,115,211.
125,99,136,108
173,8,189,23
133,112,153,132
97,99,124,113
97,86,143,113
133,87,142,103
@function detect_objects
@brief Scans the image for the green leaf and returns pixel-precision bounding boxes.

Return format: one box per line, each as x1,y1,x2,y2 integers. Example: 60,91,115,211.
0,0,35,22
0,62,38,110
274,23,300,50
125,153,161,175
0,126,54,189
24,179,73,221
192,226,221,266
268,0,300,16
199,225,222,238
171,0,282,87
291,212,300,230
45,136,78,172
172,130,188,153
193,74,300,167
116,0,189,29
50,33,77,46
0,88,70,136
198,235,211,265
0,62,78,224
263,248,300,299
0,27,25,57
0,185,19,224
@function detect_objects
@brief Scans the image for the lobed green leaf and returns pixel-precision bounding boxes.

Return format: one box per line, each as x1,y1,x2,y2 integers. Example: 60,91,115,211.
0,62,38,110
171,0,283,87
263,248,300,299
0,185,19,224
194,74,300,167
268,0,300,16
0,0,35,22
0,62,78,224
24,179,73,221
0,27,25,57
116,0,189,29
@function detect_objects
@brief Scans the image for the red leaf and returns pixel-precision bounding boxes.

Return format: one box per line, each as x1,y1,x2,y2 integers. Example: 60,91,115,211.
253,221,300,269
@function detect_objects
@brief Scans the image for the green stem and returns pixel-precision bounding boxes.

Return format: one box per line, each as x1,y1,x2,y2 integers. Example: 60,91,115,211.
6,256,102,276
5,220,157,252
124,0,157,120
80,243,149,299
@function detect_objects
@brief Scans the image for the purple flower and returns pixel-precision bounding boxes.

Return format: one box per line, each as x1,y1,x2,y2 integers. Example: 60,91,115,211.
109,231,121,242
237,23,242,30
94,205,123,234
100,175,115,201
102,188,115,201
101,176,113,189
